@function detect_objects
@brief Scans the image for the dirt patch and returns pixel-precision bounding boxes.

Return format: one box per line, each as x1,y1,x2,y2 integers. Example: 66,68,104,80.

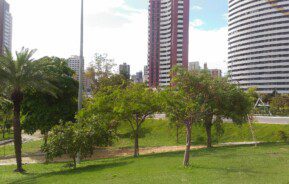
0,145,206,166
0,142,259,166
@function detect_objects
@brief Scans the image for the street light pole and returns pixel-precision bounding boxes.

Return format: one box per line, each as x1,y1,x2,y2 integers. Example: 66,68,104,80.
77,0,84,164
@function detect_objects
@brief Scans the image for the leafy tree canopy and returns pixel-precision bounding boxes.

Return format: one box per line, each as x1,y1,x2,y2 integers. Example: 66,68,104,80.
21,57,78,135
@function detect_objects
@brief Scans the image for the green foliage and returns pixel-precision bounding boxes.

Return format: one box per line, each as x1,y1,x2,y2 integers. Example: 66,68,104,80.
247,87,259,106
270,94,289,116
78,75,129,140
0,48,59,172
0,48,58,97
114,83,162,157
42,120,113,168
21,57,78,135
164,67,251,151
114,83,161,122
163,67,203,125
0,99,13,139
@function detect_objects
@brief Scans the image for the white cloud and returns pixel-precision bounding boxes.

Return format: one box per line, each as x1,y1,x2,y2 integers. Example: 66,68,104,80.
190,19,204,27
6,0,228,75
189,26,228,74
191,5,203,10
6,0,148,74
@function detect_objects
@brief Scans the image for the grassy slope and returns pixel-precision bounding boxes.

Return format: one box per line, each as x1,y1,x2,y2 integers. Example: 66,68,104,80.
114,119,289,148
1,119,289,157
0,140,42,157
1,143,289,184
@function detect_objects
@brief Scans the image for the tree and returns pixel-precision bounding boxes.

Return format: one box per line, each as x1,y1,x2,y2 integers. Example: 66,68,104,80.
0,48,57,172
76,75,127,141
197,73,251,148
86,53,116,92
21,57,78,145
42,120,113,169
114,83,162,157
163,67,203,166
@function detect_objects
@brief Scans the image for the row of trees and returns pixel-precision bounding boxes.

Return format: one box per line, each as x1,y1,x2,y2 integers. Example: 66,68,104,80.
44,66,251,167
0,48,252,171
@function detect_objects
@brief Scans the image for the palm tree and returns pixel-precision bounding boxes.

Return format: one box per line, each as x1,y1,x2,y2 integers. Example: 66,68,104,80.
0,48,57,172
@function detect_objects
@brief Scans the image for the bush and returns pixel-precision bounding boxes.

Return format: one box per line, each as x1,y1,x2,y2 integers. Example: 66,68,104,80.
42,121,114,168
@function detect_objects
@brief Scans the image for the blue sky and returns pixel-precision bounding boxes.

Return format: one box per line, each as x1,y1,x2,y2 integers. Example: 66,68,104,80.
125,0,229,30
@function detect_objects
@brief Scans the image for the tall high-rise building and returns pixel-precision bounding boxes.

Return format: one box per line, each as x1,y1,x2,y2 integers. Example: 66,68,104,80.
228,0,289,94
119,63,130,79
148,0,189,87
67,55,85,84
143,65,149,83
0,0,12,55
132,71,143,83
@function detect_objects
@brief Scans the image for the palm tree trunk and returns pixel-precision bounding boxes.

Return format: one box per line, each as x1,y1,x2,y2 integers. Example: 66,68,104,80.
12,90,24,172
183,123,192,166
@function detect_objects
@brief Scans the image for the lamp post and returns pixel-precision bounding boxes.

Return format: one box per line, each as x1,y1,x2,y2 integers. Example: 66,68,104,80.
76,0,84,164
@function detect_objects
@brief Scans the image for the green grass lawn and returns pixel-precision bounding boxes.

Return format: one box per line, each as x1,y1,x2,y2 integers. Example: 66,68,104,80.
1,119,289,158
1,143,289,184
114,119,289,148
0,140,42,157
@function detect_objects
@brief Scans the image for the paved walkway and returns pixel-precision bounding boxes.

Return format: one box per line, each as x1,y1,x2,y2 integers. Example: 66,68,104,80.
254,116,289,124
0,132,42,147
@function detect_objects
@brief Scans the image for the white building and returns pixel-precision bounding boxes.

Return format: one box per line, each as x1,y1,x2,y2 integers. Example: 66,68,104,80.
67,55,85,84
228,0,289,94
143,65,149,83
188,61,201,71
0,0,12,54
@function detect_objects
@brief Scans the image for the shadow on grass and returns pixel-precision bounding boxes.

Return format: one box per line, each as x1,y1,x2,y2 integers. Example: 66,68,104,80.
8,160,133,184
138,142,288,159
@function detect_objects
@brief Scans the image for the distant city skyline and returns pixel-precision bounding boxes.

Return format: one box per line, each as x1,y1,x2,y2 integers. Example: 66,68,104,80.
6,0,228,74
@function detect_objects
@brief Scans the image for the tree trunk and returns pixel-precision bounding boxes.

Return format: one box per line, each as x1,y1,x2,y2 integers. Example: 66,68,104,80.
2,123,5,139
183,123,192,166
11,90,24,173
43,132,48,147
134,129,139,157
205,121,212,148
176,126,179,143
43,132,49,163
205,114,213,148
73,156,77,169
